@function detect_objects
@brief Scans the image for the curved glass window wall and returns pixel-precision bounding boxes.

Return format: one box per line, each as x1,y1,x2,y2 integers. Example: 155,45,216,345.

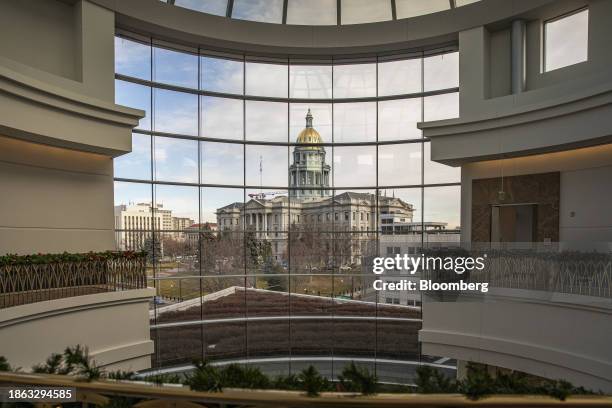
114,34,461,380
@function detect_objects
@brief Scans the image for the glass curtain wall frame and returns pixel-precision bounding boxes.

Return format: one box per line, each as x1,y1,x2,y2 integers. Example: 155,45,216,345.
166,0,482,26
114,32,460,375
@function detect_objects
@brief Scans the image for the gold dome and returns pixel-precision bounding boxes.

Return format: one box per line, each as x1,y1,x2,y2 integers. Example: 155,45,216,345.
295,109,324,148
297,127,323,144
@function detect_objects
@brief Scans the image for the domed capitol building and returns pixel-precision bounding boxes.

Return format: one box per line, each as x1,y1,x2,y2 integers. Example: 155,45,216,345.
216,110,446,263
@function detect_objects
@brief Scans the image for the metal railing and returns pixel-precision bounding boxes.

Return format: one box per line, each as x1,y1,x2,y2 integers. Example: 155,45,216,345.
422,248,612,299
0,255,147,308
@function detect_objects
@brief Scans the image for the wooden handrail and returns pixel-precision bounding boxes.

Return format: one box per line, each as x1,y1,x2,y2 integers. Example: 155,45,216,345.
0,372,610,407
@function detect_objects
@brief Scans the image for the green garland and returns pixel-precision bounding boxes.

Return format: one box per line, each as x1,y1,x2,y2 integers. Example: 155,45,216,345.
0,250,147,267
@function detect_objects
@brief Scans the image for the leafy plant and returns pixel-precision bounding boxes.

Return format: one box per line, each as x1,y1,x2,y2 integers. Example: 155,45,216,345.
184,360,223,392
338,361,377,395
220,364,270,389
0,356,11,372
298,366,329,397
143,373,183,385
31,346,101,381
415,365,458,393
272,373,301,391
107,370,136,381
0,250,146,267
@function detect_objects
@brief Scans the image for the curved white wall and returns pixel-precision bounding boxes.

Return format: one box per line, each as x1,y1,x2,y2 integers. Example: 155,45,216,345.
0,289,155,372
420,292,612,392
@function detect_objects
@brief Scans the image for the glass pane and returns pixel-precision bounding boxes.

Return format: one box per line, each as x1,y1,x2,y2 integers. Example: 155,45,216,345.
245,145,289,187
154,184,200,228
201,232,245,275
201,56,243,94
155,277,201,320
115,37,150,80
333,63,376,98
201,96,243,140
175,0,228,16
232,0,284,23
378,98,422,141
378,58,421,96
378,143,422,186
114,182,153,250
245,61,288,97
379,188,422,238
115,80,151,130
424,51,459,91
289,64,332,99
201,141,243,185
153,326,202,367
153,88,198,135
333,102,376,142
545,9,589,72
202,187,244,227
286,0,337,25
423,142,460,184
395,0,449,19
290,103,332,143
153,136,199,183
114,133,151,180
333,145,376,187
340,0,392,24
423,186,461,245
423,92,459,121
153,46,198,88
245,100,288,142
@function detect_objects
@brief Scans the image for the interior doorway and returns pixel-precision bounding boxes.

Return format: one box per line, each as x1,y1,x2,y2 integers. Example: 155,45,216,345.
491,204,537,242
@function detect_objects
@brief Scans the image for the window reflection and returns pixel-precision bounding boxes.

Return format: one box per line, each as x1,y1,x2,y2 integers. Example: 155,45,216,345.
424,51,459,91
378,99,422,141
424,185,461,233
245,61,288,97
289,64,332,99
333,63,376,98
333,102,376,142
378,143,421,186
423,142,460,184
378,58,422,96
333,145,376,187
423,92,459,121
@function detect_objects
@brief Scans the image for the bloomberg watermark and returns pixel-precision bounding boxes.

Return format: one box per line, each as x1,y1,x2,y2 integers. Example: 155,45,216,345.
371,253,490,293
